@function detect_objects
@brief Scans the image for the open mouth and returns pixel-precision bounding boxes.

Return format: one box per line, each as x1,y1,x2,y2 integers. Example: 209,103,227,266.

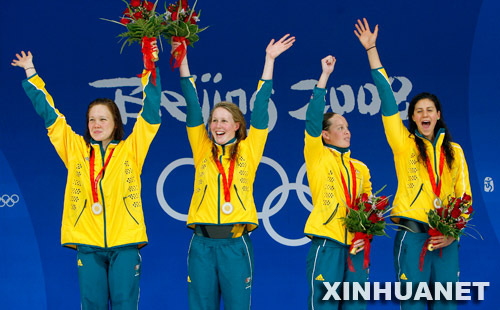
421,121,431,129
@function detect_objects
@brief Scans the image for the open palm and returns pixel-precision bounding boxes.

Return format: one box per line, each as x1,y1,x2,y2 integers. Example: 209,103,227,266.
266,34,296,60
354,18,378,50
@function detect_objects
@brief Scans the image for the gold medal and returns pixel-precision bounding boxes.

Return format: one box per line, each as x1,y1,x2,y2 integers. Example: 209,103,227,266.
222,202,233,215
92,202,102,215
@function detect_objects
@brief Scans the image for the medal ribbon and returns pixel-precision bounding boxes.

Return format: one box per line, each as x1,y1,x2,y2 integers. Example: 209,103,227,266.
420,147,445,270
340,161,357,208
215,156,236,203
340,160,364,272
425,147,445,199
90,148,115,204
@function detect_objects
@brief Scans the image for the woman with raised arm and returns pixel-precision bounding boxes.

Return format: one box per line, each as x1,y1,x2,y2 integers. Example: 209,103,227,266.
11,43,161,309
355,18,471,310
304,55,372,310
172,34,294,310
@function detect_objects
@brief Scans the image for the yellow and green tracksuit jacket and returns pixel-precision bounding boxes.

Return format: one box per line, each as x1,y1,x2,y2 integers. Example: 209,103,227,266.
304,86,372,245
180,77,272,232
22,69,161,249
371,67,471,224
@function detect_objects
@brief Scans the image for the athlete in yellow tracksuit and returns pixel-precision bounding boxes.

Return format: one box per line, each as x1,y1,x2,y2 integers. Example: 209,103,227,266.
355,18,471,310
173,35,295,310
14,49,161,309
304,56,372,310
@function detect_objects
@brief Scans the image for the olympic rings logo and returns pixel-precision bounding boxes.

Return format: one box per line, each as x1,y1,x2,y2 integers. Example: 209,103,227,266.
0,194,20,208
156,157,313,247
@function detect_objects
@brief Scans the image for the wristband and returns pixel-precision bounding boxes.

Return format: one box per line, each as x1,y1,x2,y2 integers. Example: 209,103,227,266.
366,46,376,51
24,67,35,71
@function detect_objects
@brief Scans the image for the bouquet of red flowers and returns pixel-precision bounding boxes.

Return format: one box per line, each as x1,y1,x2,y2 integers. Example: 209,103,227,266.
427,193,474,249
102,0,169,84
419,193,476,271
115,0,167,54
162,0,207,69
341,186,391,271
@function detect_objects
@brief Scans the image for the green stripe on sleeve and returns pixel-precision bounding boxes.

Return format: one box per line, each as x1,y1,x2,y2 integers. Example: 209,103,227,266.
181,76,204,127
141,68,162,124
305,86,327,137
371,68,398,117
250,79,272,129
22,75,58,128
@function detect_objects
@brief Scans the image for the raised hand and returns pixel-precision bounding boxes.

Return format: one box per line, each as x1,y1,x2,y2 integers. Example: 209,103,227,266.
12,51,37,78
171,40,190,77
11,51,34,70
321,55,336,75
266,34,296,60
151,39,158,53
170,41,183,55
354,18,378,50
317,55,336,89
261,34,295,80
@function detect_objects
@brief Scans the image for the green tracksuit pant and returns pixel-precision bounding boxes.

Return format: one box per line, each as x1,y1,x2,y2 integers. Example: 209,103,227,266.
77,245,141,310
394,230,459,310
307,237,369,310
187,234,254,310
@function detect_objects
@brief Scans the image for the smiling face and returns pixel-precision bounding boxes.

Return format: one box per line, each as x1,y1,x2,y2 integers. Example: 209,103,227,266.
88,104,116,149
411,98,441,141
322,114,351,148
210,107,241,145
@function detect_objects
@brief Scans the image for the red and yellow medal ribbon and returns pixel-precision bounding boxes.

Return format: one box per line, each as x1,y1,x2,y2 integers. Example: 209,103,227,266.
420,147,446,270
89,148,115,205
425,147,446,199
340,161,357,208
215,156,236,203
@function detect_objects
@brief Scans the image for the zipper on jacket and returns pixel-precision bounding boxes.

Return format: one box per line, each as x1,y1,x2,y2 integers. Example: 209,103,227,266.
432,143,441,186
233,185,246,211
100,181,108,248
123,197,140,225
217,152,224,224
196,185,208,212
323,203,339,225
341,154,352,196
74,200,87,227
99,145,108,248
417,129,444,186
409,183,424,207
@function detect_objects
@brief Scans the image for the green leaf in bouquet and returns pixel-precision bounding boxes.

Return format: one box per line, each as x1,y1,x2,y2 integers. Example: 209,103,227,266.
187,23,198,32
188,34,199,45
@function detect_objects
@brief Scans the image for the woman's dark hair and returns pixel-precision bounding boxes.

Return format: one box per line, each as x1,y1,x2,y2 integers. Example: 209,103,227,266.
84,98,124,145
321,112,337,144
322,112,337,131
408,92,454,168
208,102,247,162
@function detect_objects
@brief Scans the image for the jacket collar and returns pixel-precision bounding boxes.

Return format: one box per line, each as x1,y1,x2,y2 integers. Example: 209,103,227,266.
325,143,350,154
325,143,351,159
415,128,446,148
215,137,237,156
90,138,120,152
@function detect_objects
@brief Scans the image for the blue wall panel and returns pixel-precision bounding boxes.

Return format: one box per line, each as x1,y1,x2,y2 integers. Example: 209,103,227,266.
0,0,497,309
